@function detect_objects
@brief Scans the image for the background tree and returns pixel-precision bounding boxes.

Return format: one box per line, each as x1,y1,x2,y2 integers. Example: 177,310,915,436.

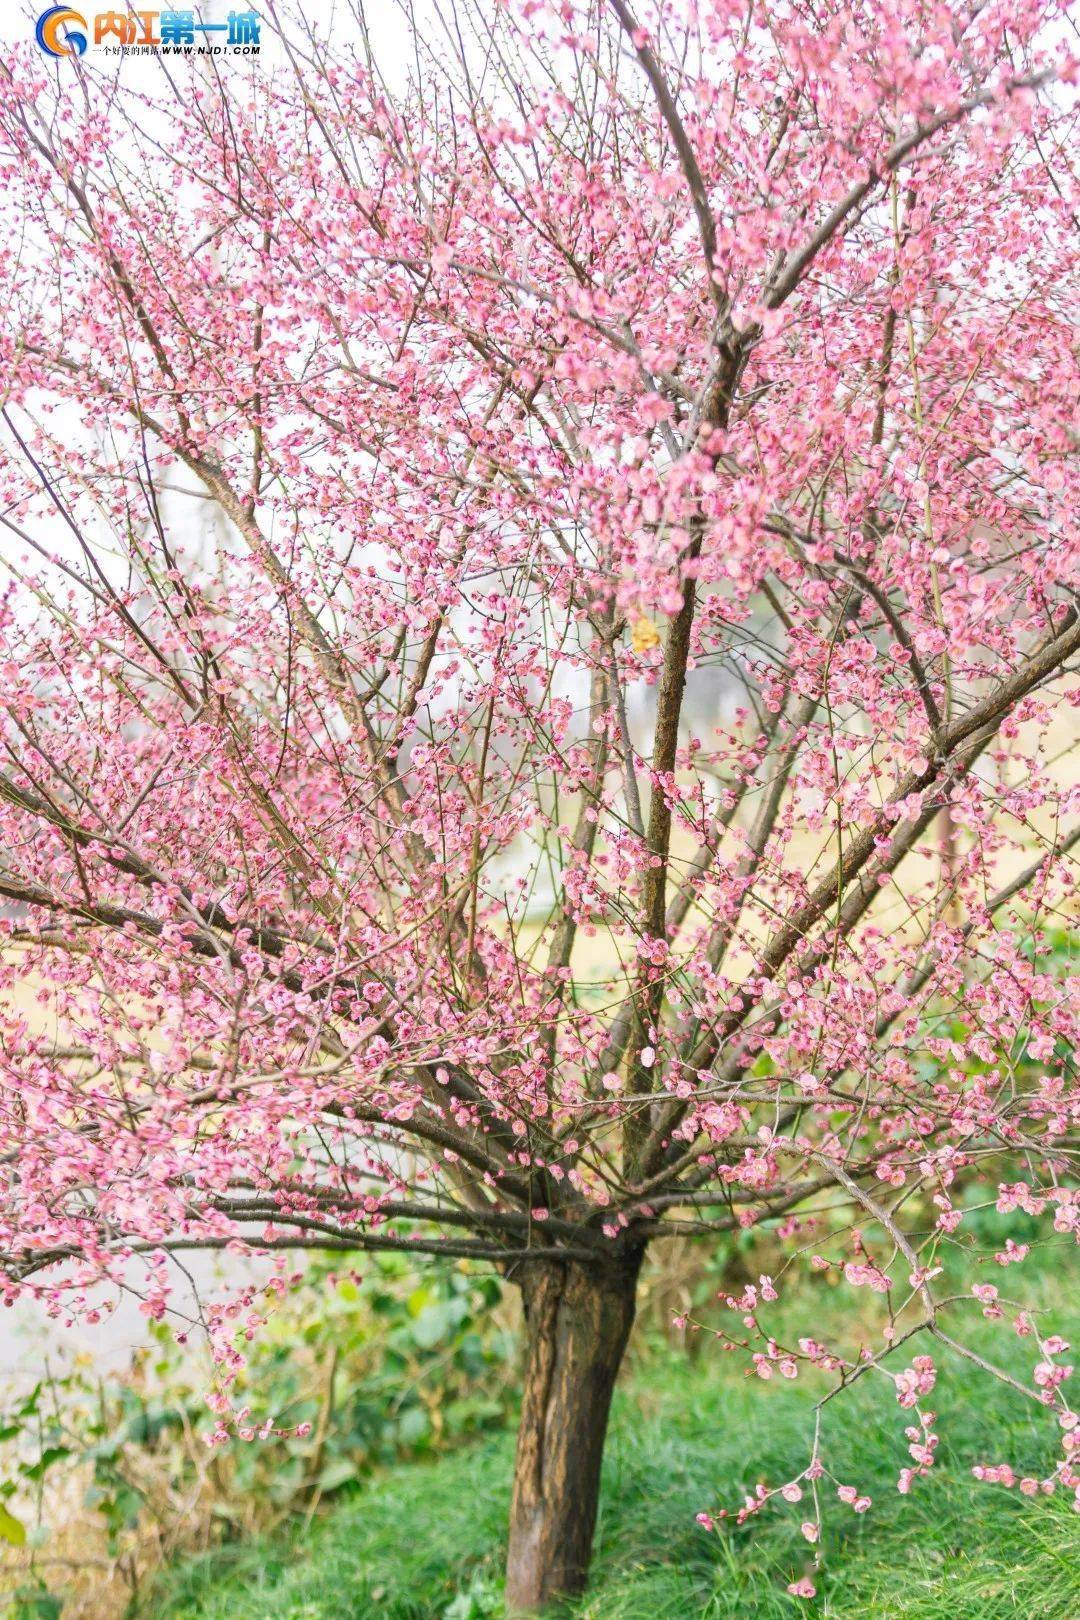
0,0,1076,1608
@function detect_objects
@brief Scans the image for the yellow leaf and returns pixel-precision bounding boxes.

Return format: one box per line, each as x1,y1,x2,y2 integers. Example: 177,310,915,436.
0,1500,26,1546
631,615,661,654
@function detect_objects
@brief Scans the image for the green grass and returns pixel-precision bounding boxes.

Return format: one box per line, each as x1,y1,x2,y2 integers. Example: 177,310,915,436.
145,1245,1080,1620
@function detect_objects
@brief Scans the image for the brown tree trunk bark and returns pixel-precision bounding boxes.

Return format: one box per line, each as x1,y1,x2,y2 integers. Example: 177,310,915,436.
504,1251,642,1613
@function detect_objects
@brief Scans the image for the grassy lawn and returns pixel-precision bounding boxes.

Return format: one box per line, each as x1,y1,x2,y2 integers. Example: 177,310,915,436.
145,1247,1080,1620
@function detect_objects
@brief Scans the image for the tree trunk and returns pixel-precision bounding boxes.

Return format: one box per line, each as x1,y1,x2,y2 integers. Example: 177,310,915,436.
505,1251,642,1613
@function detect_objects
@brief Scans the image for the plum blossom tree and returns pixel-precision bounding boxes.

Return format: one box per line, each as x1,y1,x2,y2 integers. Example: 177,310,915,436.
0,0,1077,1607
